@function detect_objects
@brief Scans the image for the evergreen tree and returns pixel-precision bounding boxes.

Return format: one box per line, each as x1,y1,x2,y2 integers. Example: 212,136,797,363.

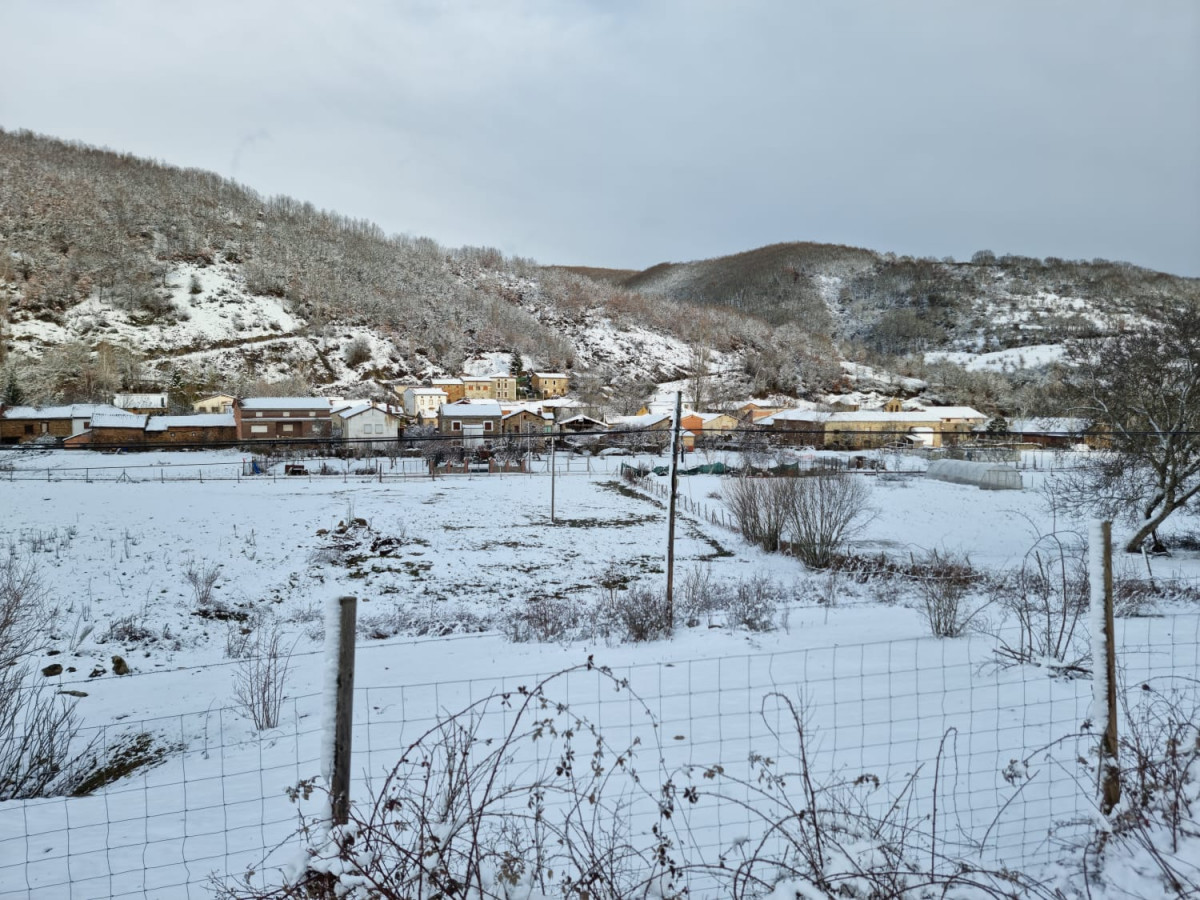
509,350,522,377
2,367,25,406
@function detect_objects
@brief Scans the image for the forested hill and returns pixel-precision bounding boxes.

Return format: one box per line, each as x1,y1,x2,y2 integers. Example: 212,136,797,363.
564,241,1198,357
2,127,1196,412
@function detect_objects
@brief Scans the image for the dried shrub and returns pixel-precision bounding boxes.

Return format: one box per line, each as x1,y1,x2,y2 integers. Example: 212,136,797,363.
232,623,294,730
914,548,988,638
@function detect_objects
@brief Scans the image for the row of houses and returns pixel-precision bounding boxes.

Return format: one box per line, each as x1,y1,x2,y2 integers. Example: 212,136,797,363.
2,392,1095,453
399,371,569,412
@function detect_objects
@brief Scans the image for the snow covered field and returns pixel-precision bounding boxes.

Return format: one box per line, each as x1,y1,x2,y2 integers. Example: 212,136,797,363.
1,448,1198,897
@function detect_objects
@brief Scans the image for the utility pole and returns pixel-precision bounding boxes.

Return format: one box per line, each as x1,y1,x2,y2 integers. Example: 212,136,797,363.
665,391,682,626
550,434,556,524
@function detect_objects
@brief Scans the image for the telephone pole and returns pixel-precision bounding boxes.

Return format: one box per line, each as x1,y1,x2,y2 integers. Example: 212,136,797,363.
665,391,682,625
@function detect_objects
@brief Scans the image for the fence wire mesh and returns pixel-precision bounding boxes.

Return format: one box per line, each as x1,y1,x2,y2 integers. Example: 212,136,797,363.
1,615,1197,898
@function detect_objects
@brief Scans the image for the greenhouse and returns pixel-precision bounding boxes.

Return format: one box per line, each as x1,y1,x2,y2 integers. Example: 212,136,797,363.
925,458,1023,491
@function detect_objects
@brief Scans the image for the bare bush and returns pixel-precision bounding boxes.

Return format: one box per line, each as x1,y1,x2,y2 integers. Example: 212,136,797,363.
216,665,1054,899
688,692,1057,899
1086,677,1200,896
232,623,294,730
787,472,873,568
726,573,781,632
603,584,673,642
502,594,582,643
184,560,221,607
914,549,988,638
724,475,796,552
991,533,1089,670
343,337,371,368
726,473,872,567
677,563,728,627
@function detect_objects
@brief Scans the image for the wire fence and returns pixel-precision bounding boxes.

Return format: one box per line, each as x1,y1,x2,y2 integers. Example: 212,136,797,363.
2,614,1197,898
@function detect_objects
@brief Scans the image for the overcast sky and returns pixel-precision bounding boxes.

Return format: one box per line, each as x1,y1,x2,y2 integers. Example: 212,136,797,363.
2,1,1197,275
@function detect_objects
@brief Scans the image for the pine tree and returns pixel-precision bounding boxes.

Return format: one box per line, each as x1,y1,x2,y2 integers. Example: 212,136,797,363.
2,367,24,406
509,350,522,377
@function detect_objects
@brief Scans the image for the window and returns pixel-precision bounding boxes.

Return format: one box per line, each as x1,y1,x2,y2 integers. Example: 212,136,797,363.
281,411,290,418
24,424,33,435
452,421,461,431
282,424,294,432
374,424,384,434
256,411,263,417
250,424,268,434
309,411,317,417
484,421,493,432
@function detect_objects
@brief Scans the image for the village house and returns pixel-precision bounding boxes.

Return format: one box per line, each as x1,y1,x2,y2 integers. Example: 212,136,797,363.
557,414,608,435
144,413,237,445
1,403,130,444
759,406,987,449
333,402,401,445
432,378,465,403
490,374,517,402
606,411,674,450
1001,417,1099,449
113,393,169,415
680,411,739,442
530,372,569,398
501,408,554,435
462,375,494,400
438,399,503,447
192,394,236,414
62,410,149,448
735,400,785,424
402,387,447,420
233,397,332,440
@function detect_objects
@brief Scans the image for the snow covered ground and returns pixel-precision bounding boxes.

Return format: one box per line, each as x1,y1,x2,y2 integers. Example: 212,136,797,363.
1,447,1197,897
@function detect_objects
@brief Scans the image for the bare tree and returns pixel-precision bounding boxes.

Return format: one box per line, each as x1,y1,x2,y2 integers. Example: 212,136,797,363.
1061,305,1200,552
786,472,873,568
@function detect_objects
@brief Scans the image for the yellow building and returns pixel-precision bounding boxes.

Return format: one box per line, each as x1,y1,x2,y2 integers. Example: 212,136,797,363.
531,372,569,398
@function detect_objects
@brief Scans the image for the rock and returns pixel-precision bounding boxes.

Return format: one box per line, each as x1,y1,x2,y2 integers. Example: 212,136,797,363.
41,663,63,677
111,655,130,676
58,689,88,698
88,667,106,678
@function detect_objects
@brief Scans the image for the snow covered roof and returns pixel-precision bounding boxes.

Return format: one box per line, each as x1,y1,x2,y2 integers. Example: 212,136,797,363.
238,397,331,410
144,414,235,432
89,411,148,429
406,387,447,396
2,404,128,420
502,409,553,421
608,413,671,429
336,402,394,420
760,407,986,426
441,400,502,418
431,378,463,385
533,372,568,379
558,414,607,426
1007,417,1090,435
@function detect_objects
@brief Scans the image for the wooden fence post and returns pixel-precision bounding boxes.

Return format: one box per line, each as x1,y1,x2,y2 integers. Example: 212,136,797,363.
1090,521,1120,816
329,595,357,827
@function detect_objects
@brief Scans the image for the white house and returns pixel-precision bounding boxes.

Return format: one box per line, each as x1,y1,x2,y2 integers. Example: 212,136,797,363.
333,402,400,445
403,387,448,418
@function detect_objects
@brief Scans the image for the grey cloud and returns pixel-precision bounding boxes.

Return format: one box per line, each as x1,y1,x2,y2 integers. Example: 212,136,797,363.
2,0,1196,274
